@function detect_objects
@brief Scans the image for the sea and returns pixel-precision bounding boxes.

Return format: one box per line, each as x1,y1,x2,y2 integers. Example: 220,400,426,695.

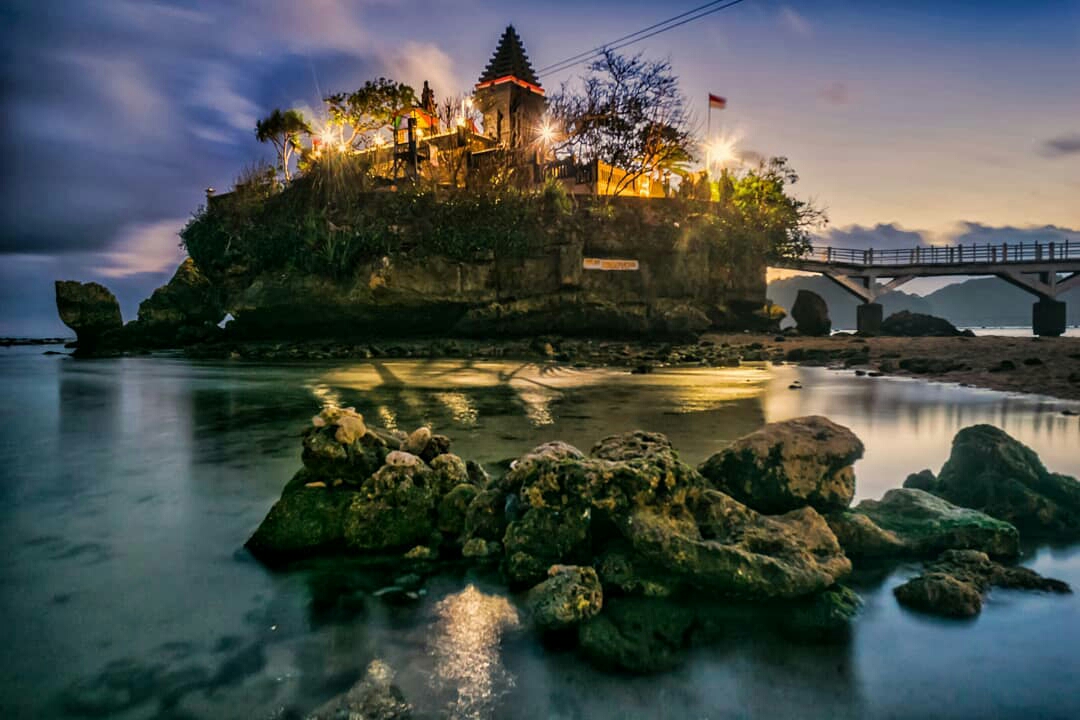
0,343,1078,719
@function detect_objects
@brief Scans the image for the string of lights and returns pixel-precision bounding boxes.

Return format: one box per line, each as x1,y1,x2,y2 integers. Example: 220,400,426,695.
537,0,751,78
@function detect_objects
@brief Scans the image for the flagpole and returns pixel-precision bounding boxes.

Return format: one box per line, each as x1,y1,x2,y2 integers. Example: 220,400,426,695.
706,99,712,180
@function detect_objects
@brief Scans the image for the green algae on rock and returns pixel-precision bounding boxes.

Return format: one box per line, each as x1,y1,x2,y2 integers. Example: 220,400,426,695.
526,565,604,631
830,488,1020,560
905,424,1080,539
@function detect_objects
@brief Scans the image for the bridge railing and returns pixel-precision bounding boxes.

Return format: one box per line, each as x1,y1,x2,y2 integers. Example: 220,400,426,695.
798,240,1078,266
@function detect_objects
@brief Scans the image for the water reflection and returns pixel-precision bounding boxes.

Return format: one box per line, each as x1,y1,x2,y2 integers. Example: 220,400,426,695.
430,584,520,719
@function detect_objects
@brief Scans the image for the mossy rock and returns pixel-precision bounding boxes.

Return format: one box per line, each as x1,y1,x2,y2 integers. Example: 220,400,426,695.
437,483,479,536
852,488,1019,559
780,585,862,641
699,416,863,515
245,487,353,561
914,424,1080,539
577,597,696,673
526,565,604,631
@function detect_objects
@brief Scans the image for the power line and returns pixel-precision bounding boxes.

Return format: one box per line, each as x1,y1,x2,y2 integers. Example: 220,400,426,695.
538,0,751,79
534,0,734,75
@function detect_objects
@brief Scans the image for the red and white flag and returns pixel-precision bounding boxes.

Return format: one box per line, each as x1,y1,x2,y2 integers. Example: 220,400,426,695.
708,93,727,109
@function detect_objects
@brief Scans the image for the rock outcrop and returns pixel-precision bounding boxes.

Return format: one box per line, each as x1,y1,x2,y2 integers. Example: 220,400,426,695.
699,416,863,515
245,409,473,562
526,565,603,630
134,258,224,342
905,425,1080,538
790,289,831,336
829,488,1019,559
894,549,1070,618
488,430,851,594
54,281,122,348
881,310,970,337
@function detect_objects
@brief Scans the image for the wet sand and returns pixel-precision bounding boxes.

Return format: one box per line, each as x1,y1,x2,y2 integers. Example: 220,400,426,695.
708,333,1080,402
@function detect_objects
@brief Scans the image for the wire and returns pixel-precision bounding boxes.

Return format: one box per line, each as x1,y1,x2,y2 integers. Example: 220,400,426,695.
538,0,750,78
534,0,734,75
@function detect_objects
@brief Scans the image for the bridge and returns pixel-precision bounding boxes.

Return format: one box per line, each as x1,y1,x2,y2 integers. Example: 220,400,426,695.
773,240,1080,336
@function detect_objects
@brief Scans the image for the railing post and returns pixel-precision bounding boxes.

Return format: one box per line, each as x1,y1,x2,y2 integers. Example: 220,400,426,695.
827,246,832,262
868,248,874,264
992,245,997,262
958,243,963,263
1002,242,1008,262
1036,242,1042,261
1049,241,1055,260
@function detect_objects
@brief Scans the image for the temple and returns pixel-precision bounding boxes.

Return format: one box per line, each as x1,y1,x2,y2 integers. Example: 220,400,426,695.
337,25,666,197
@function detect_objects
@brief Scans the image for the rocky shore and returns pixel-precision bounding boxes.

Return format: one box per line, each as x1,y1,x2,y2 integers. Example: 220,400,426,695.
243,410,1076,693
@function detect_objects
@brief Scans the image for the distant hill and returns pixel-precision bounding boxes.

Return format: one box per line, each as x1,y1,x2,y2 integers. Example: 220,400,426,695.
768,275,1080,329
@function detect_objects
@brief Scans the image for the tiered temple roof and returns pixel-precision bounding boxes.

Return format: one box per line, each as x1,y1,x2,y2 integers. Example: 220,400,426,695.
477,25,542,88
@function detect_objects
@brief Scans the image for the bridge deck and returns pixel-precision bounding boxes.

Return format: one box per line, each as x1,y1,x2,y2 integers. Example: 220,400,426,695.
775,240,1080,275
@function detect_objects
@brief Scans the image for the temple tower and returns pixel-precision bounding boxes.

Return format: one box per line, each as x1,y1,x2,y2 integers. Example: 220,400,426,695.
474,26,547,150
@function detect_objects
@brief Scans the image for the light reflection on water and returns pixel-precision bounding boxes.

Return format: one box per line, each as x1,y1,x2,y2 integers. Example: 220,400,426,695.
430,585,520,719
0,348,1078,718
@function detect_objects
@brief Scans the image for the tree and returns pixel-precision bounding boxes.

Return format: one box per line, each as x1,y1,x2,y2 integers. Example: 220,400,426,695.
255,109,311,183
549,49,695,196
324,78,417,150
717,158,826,260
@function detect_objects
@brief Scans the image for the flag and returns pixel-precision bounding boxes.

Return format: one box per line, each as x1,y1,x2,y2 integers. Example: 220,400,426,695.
708,93,727,109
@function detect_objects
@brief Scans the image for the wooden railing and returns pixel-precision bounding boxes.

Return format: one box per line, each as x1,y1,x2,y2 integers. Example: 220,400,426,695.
797,240,1079,266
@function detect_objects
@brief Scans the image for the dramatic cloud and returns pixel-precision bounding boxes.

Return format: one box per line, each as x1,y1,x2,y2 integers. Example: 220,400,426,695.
816,223,930,250
1042,133,1080,158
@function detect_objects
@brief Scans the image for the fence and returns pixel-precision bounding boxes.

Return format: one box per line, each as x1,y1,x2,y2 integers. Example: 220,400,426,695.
798,241,1079,266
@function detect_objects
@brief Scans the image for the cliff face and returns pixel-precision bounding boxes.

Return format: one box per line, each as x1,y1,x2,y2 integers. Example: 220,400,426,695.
224,229,770,340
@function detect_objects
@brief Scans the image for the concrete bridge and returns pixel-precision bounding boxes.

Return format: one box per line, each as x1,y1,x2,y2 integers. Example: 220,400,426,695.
772,240,1080,336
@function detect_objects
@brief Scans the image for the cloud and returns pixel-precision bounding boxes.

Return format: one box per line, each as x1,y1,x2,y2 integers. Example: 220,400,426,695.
780,7,812,37
1042,133,1080,158
816,222,1080,252
95,218,188,278
817,223,930,250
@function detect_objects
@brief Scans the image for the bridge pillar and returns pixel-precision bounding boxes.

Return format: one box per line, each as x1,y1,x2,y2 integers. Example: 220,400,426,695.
857,302,883,336
1033,299,1066,337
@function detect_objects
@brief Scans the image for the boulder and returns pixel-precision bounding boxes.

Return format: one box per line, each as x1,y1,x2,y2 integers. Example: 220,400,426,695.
790,289,831,336
305,659,412,720
894,549,1070,618
343,460,439,551
894,572,983,618
302,408,389,484
699,416,864,515
627,491,851,598
881,310,967,337
908,425,1080,538
136,258,224,334
55,280,123,347
835,488,1019,559
244,474,353,561
781,585,862,640
500,431,851,594
437,483,478,536
526,565,604,630
577,597,696,673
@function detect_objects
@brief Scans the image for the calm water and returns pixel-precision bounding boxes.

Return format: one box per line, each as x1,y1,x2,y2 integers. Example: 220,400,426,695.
1,346,1078,719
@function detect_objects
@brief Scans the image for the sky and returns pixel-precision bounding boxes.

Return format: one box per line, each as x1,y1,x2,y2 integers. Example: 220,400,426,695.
1,0,1078,335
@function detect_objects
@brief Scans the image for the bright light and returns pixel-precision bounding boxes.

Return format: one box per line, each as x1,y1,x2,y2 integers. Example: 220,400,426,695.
537,120,556,145
319,126,336,146
705,131,742,173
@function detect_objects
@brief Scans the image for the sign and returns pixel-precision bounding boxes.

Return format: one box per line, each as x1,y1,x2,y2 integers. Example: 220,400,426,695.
583,257,639,271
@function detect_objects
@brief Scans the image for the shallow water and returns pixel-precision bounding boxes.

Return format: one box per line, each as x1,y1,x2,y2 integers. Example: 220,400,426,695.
1,345,1078,719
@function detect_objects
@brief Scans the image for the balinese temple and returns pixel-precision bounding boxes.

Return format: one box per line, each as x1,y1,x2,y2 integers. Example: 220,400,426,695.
473,25,547,150
359,25,666,196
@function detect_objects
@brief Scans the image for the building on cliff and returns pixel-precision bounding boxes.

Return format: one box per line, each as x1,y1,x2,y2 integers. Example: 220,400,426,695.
344,25,668,197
